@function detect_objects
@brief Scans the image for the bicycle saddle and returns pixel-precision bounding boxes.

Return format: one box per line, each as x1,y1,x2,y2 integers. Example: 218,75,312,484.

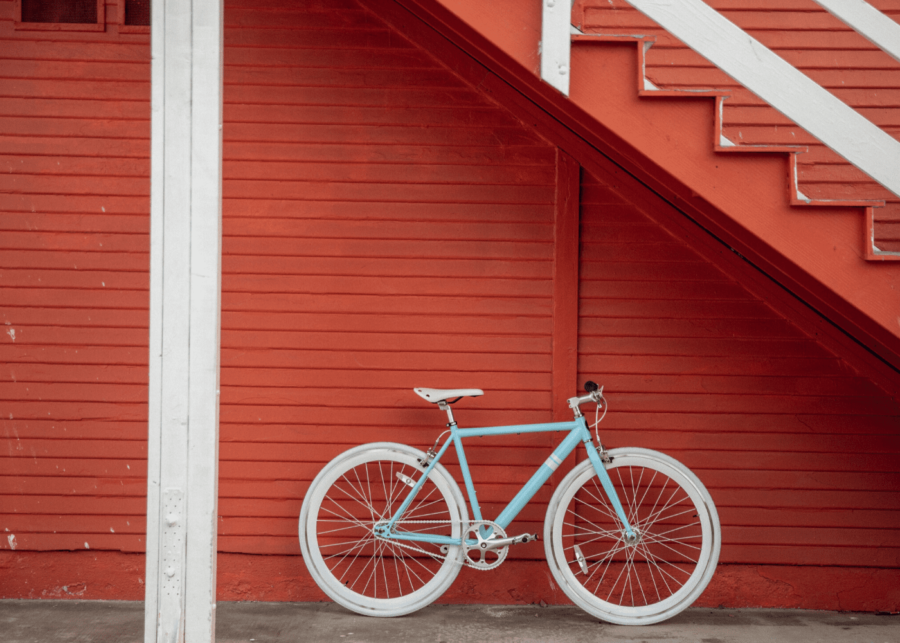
414,387,484,404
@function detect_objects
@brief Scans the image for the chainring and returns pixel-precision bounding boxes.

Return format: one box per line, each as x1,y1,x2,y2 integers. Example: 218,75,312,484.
463,520,508,570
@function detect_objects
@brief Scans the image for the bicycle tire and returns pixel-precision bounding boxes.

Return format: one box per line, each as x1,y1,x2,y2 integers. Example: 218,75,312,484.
299,442,468,617
544,447,720,625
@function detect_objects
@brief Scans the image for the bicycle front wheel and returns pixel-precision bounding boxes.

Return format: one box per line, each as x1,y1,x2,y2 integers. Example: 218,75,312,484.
299,442,468,617
544,447,720,625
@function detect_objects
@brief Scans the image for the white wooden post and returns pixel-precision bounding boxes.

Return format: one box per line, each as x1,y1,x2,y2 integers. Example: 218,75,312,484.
145,0,224,641
541,0,572,95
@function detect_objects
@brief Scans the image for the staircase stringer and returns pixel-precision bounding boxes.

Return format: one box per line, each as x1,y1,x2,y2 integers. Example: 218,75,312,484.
569,32,898,261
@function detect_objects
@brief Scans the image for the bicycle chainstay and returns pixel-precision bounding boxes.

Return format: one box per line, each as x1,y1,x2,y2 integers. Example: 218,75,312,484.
374,520,507,571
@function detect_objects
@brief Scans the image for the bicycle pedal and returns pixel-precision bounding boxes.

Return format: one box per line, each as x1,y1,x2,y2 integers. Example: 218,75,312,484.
511,533,539,545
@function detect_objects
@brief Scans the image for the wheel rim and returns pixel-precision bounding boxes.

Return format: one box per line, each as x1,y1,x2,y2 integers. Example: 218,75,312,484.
304,449,463,612
553,453,715,619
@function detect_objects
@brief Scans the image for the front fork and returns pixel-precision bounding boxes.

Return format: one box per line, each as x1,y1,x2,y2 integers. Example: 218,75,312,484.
581,433,636,541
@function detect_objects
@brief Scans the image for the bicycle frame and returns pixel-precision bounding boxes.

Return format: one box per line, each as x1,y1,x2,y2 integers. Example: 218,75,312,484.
376,416,636,546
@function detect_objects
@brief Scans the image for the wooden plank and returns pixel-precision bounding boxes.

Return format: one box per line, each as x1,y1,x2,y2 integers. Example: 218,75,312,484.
223,141,555,165
222,238,551,261
0,287,148,308
225,45,436,70
0,533,145,552
223,255,552,278
3,496,145,514
223,103,522,128
0,97,148,119
224,160,553,185
0,41,150,62
579,317,805,339
219,330,549,353
0,78,149,101
223,84,485,109
1,232,148,252
224,275,550,298
0,364,147,384
0,307,148,327
0,382,146,402
0,59,150,82
223,26,407,50
0,269,148,289
225,123,546,148
219,348,550,373
222,367,549,388
222,219,552,242
221,311,553,334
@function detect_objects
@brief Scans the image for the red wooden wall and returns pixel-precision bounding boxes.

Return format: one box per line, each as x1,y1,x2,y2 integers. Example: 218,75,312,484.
579,168,900,573
0,0,151,565
574,0,900,253
217,0,556,557
2,0,899,611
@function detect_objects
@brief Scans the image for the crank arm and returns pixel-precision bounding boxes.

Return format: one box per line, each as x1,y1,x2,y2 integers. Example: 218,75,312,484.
483,533,539,550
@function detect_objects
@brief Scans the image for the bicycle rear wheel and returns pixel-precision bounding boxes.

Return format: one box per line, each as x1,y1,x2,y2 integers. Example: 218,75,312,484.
299,442,468,617
544,447,720,625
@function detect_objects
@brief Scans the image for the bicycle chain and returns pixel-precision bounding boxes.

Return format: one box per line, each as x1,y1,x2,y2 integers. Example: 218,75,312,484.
375,520,507,571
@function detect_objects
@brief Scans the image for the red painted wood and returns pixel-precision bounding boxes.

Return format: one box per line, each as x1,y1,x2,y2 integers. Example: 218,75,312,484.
0,0,153,567
577,168,900,576
575,0,900,253
552,149,581,422
3,550,900,612
2,0,899,611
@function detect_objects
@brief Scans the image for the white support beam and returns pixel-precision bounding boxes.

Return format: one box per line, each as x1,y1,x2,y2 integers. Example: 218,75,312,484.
623,0,900,202
541,0,572,95
145,0,224,641
813,0,900,64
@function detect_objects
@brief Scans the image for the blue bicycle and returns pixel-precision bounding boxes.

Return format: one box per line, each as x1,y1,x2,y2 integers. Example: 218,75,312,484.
299,382,720,624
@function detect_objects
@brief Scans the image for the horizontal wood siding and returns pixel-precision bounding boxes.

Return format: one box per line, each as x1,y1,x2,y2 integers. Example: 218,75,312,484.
217,0,555,557
3,0,899,605
579,169,900,568
575,0,900,252
0,0,150,553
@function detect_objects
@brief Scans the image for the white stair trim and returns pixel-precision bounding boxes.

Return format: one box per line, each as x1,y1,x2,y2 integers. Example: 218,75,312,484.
540,0,572,95
813,0,900,64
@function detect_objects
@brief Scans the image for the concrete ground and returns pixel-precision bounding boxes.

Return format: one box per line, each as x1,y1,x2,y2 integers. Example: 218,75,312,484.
1,600,898,643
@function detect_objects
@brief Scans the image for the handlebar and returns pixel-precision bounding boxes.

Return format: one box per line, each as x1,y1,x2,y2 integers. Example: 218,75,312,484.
567,381,604,418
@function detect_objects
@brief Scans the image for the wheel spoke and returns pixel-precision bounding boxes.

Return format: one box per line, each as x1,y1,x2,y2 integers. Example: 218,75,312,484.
574,480,624,527
637,538,692,589
590,478,625,526
635,538,665,602
319,494,372,531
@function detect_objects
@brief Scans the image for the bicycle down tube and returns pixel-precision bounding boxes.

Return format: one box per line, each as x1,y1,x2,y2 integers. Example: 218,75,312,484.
376,416,636,546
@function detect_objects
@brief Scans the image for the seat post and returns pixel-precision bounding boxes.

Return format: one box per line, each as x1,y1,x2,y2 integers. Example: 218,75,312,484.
437,400,457,426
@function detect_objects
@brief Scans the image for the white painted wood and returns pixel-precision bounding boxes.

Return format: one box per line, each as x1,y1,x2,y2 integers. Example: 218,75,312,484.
623,0,900,201
146,0,224,640
813,0,900,64
184,0,224,639
541,0,572,95
143,0,165,639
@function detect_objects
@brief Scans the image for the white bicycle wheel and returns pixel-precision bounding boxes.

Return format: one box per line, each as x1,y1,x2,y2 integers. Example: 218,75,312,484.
544,448,720,625
299,442,468,617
